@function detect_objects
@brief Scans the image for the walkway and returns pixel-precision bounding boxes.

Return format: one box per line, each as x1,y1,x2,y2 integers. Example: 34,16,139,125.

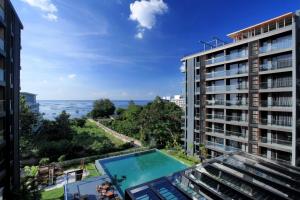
88,119,142,147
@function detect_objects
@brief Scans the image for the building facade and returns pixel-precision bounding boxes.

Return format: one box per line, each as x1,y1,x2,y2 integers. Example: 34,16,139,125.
163,95,185,109
181,11,300,167
21,92,39,113
0,0,23,199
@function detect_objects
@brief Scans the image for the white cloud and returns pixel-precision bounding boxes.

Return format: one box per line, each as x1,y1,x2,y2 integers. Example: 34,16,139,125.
22,0,58,21
68,74,76,79
129,0,168,39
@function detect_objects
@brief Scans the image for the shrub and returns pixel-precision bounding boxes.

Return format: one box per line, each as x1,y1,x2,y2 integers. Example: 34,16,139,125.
39,158,49,166
58,155,66,163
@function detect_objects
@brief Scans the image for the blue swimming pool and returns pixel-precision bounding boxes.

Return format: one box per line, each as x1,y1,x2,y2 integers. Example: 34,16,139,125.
96,150,187,193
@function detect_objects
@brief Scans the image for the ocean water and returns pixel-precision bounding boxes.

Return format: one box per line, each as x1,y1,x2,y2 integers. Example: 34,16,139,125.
38,100,150,120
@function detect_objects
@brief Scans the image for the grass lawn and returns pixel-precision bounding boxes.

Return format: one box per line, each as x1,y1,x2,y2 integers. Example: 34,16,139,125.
41,187,64,200
85,120,124,146
161,149,200,166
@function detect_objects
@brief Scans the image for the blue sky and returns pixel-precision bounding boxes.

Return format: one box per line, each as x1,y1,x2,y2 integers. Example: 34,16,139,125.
11,0,299,100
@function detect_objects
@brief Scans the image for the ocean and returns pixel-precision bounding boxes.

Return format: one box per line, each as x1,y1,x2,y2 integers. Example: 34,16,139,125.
38,100,151,120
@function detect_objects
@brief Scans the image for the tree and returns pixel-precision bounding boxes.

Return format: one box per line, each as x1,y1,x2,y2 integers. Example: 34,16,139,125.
90,99,115,119
138,96,183,148
20,95,40,156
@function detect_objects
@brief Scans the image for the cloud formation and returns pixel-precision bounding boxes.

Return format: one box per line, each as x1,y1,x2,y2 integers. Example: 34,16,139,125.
22,0,58,21
129,0,168,39
68,74,76,79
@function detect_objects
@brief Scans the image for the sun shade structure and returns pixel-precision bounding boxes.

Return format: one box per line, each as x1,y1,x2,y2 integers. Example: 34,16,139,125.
125,152,300,200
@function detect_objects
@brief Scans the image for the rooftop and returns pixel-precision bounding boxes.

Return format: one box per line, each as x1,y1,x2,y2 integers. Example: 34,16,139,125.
125,152,300,200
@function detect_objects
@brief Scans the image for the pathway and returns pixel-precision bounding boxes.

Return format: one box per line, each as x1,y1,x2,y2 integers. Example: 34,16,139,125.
88,119,142,147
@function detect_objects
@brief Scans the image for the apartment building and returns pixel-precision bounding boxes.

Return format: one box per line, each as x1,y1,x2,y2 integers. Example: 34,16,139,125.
162,95,185,109
0,0,23,199
21,92,39,113
181,11,300,167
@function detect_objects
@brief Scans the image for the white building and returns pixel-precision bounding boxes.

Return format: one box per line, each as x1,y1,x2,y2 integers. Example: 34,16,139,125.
21,92,39,113
163,95,185,109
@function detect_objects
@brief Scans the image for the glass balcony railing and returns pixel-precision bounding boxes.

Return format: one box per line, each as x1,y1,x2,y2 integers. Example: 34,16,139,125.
195,76,200,81
0,100,4,112
261,118,292,127
0,38,3,52
206,141,241,152
259,39,292,53
259,153,291,164
205,52,248,65
206,71,225,79
206,99,225,106
206,127,224,134
195,100,200,105
226,84,248,91
206,56,226,65
226,68,248,76
0,68,4,81
195,87,200,93
226,115,247,122
260,59,292,71
207,114,225,120
206,85,225,92
225,130,247,138
226,100,248,107
260,99,292,107
0,6,4,23
260,80,292,89
260,136,292,146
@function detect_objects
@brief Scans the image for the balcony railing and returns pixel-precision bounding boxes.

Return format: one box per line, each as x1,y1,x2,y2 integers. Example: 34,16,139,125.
206,71,225,79
260,99,292,107
259,39,292,53
206,85,225,92
260,80,292,89
0,100,4,112
206,114,225,120
206,99,225,106
195,87,200,93
206,127,224,134
226,130,247,138
260,136,292,146
259,153,291,164
226,68,248,76
0,68,4,82
0,6,4,23
205,52,248,65
206,56,226,65
226,84,248,91
195,76,200,81
226,100,248,107
206,141,241,152
226,115,247,122
261,118,292,127
260,58,292,71
195,100,200,105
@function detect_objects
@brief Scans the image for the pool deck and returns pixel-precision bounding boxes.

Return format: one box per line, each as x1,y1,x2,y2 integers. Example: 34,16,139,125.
64,175,122,200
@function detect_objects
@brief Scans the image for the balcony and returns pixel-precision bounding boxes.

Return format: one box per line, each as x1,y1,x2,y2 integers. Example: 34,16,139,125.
206,99,225,106
225,130,247,139
259,39,292,54
226,115,247,123
206,127,224,135
206,71,225,79
260,137,292,147
261,118,292,128
259,153,291,165
226,84,248,91
0,68,4,82
206,114,225,121
205,52,248,66
260,58,292,72
226,68,248,76
206,141,241,153
260,80,292,90
195,87,200,94
195,100,200,106
206,85,225,93
260,99,292,108
0,5,4,25
226,100,248,107
0,38,4,56
195,76,200,81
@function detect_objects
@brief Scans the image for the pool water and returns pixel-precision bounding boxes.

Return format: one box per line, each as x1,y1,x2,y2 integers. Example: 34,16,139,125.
98,150,187,193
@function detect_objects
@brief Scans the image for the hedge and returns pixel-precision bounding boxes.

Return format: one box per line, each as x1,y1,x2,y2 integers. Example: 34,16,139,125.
56,147,150,168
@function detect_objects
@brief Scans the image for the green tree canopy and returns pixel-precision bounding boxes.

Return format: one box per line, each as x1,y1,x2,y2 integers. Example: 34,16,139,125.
90,99,116,119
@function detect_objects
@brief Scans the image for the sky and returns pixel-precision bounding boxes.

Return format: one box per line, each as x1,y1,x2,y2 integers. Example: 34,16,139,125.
11,0,299,100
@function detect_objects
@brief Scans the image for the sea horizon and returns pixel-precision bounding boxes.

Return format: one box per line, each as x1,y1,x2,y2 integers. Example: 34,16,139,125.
38,99,151,120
